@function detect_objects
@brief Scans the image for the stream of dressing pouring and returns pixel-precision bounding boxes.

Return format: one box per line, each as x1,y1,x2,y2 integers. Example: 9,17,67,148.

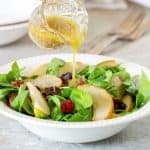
29,0,88,81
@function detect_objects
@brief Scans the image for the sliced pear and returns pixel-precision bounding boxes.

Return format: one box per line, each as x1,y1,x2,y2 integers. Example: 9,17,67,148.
8,93,17,107
26,82,50,118
68,78,80,88
59,62,85,76
31,75,62,88
110,75,125,99
96,60,119,67
122,95,134,112
31,61,85,77
78,85,114,120
31,64,48,76
112,113,121,118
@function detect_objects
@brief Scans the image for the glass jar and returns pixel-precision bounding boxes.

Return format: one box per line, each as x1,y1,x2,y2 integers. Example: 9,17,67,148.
29,0,88,49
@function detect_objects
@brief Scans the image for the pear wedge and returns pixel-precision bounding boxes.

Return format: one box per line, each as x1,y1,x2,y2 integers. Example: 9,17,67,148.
96,60,119,67
31,75,62,88
26,82,50,118
59,62,85,76
110,75,125,99
31,64,48,76
8,93,17,107
122,95,134,112
31,61,85,77
78,85,114,120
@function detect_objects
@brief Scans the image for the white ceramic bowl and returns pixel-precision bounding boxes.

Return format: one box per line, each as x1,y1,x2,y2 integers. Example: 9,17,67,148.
0,54,150,143
0,22,28,46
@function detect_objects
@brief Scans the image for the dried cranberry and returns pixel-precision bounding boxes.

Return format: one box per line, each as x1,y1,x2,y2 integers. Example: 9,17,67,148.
79,78,85,85
44,86,61,96
114,100,126,110
11,80,24,87
61,100,74,113
60,72,72,84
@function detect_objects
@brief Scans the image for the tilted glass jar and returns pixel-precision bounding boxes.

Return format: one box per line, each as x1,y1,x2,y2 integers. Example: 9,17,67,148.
29,0,88,49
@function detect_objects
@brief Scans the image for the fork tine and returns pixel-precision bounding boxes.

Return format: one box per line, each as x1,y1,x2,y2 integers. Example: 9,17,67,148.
118,11,145,35
82,10,146,54
119,10,142,28
125,16,150,41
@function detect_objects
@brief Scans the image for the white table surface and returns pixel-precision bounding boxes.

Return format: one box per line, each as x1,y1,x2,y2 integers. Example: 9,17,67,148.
0,3,150,150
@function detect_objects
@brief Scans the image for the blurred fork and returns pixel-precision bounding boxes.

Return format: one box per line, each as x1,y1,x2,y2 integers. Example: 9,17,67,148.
123,16,150,41
83,10,146,54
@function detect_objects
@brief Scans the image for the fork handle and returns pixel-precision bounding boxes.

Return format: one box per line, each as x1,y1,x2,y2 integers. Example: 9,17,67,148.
83,34,119,54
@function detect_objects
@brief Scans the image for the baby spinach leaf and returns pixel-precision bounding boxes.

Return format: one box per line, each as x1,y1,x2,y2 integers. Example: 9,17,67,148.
61,114,73,121
46,58,65,76
51,106,64,121
48,95,65,120
70,89,93,110
48,95,65,107
136,72,150,108
61,88,72,98
67,107,93,122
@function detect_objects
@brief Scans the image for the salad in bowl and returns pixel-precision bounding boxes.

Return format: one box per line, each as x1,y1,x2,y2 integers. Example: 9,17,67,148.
0,56,150,122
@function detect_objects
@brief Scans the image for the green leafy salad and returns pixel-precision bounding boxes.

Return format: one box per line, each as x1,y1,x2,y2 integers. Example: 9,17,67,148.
0,58,150,122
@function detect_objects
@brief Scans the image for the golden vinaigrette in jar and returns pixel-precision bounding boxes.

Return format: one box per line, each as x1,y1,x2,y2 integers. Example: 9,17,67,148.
29,0,88,80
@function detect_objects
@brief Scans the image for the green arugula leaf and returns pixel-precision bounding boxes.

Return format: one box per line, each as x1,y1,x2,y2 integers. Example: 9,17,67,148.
88,67,106,80
0,61,22,83
12,84,29,111
78,65,95,78
136,72,150,108
21,98,34,115
106,85,120,97
0,88,17,100
7,61,21,81
124,76,139,95
88,79,108,88
88,68,113,88
46,58,65,76
21,75,38,80
0,83,17,89
0,83,17,100
115,70,130,81
0,74,9,83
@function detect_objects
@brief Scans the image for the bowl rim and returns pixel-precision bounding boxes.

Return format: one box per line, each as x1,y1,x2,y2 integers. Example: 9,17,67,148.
0,21,28,31
0,53,150,128
0,0,40,26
